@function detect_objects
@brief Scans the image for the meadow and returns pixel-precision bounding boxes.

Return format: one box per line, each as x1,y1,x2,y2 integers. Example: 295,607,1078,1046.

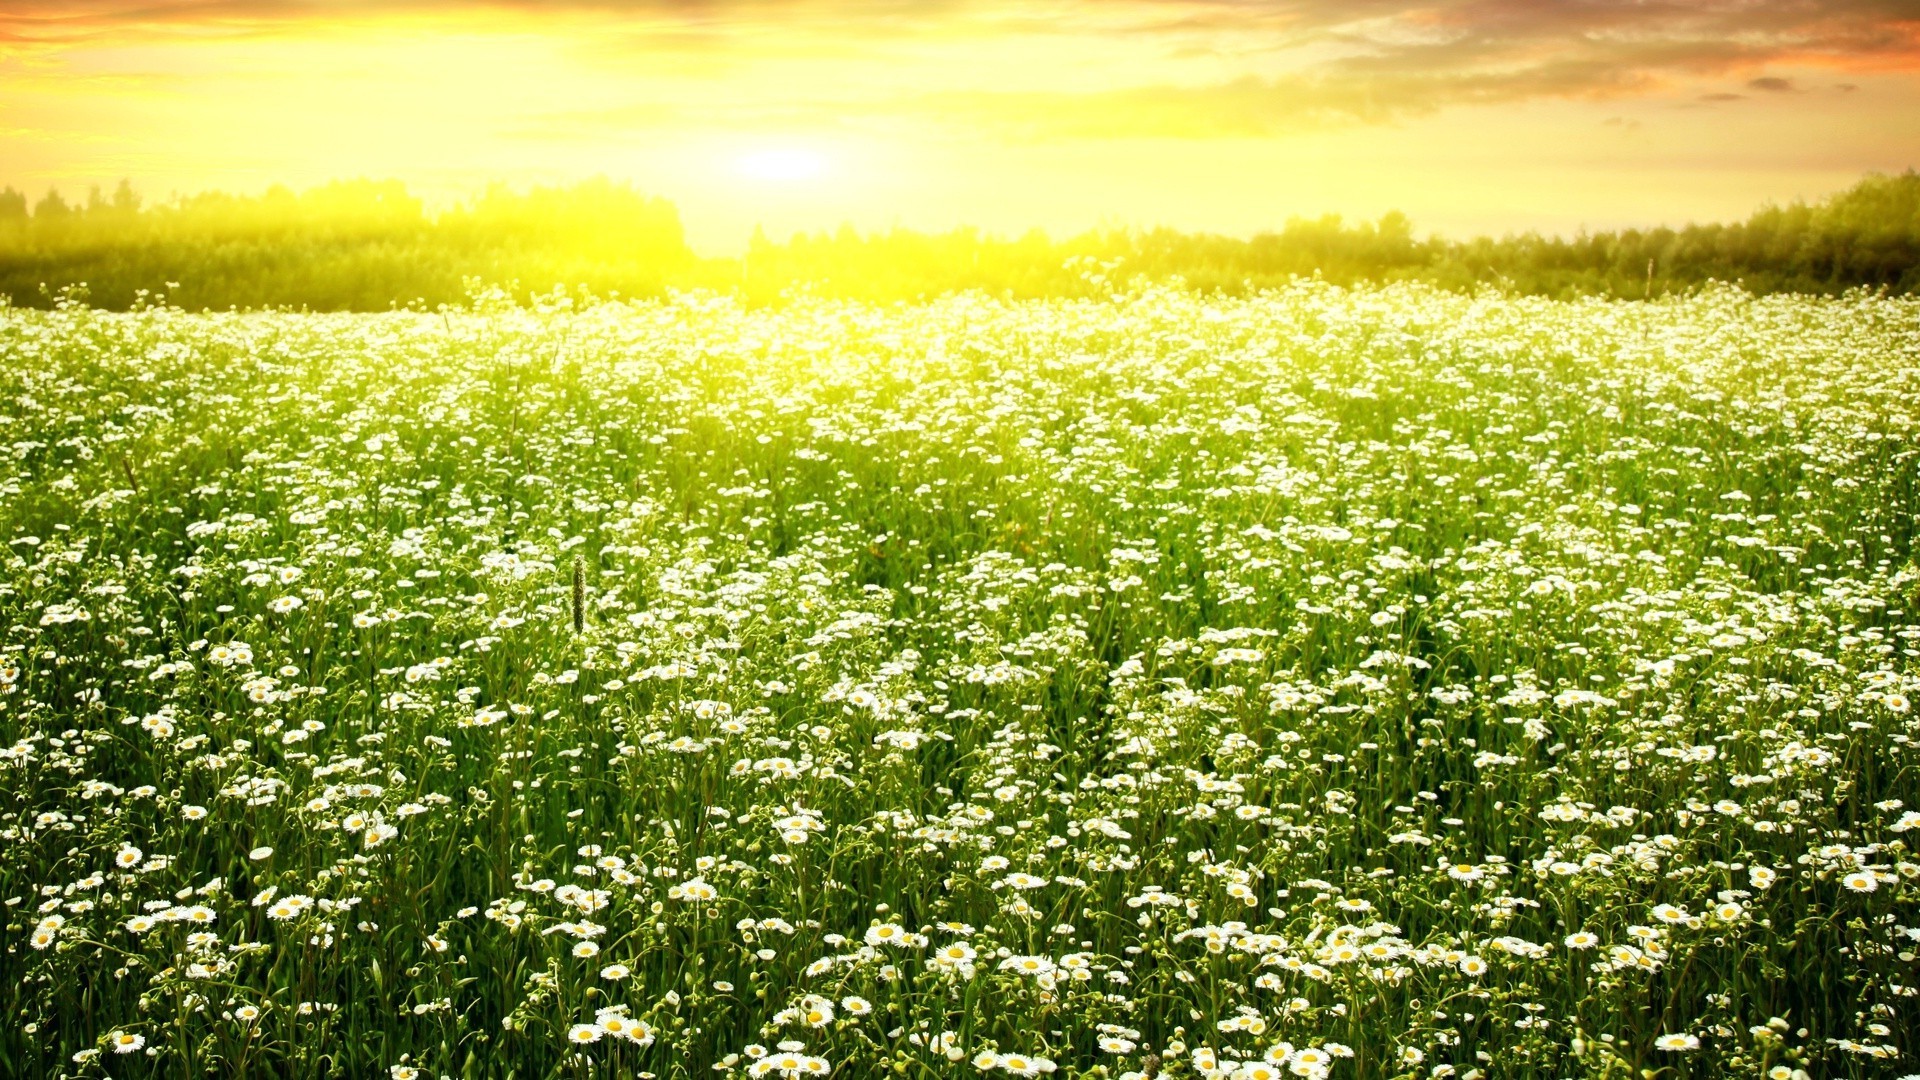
2,282,1918,1079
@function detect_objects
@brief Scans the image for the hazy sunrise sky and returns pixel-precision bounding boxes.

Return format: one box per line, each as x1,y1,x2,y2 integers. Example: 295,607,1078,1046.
2,0,1918,250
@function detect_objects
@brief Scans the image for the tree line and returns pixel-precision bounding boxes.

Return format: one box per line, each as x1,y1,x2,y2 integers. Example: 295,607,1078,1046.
1,171,1916,309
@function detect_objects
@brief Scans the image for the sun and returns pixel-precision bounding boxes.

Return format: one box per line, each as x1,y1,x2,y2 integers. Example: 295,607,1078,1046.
736,147,829,183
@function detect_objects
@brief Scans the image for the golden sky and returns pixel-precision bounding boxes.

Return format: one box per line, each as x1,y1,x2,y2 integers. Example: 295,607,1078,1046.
2,1,1918,251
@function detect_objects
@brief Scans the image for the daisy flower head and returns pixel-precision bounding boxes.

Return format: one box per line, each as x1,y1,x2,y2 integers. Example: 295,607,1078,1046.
1651,903,1689,925
1290,1046,1332,1073
110,1031,145,1054
1842,871,1878,893
864,922,909,947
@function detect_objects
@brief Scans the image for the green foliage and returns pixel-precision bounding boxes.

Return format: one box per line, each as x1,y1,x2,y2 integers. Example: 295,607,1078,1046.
731,175,1920,302
0,178,694,311
2,173,1919,309
0,285,1917,1079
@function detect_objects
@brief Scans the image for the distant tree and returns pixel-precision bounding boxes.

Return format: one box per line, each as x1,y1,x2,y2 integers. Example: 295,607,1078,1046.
0,171,1915,309
33,188,70,220
112,180,141,215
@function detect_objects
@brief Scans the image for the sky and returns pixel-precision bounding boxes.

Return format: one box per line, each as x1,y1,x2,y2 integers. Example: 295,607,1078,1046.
2,1,1918,252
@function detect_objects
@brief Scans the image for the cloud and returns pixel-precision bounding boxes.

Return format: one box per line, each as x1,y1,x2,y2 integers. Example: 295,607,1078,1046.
0,1,963,46
894,0,1920,139
6,1,1919,55
978,0,1920,137
3,0,1918,140
916,63,1655,140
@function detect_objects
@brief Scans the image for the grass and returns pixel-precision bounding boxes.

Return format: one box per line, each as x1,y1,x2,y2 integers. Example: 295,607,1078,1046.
1,282,1917,1079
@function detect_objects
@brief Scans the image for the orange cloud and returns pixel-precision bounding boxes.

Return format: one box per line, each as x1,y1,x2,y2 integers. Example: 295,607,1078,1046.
2,0,1917,249
4,1,1915,138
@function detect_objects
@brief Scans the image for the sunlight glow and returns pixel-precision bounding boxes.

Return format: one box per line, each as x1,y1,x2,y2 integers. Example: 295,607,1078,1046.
736,148,829,184
0,2,1914,249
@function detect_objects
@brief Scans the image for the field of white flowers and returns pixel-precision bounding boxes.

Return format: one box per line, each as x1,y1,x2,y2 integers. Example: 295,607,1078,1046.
2,284,1918,1079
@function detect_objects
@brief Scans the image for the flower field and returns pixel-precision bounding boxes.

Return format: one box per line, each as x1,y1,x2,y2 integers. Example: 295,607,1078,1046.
2,284,1918,1079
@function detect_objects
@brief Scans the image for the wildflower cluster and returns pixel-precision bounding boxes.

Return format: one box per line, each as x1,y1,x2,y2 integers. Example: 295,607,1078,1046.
1,284,1917,1077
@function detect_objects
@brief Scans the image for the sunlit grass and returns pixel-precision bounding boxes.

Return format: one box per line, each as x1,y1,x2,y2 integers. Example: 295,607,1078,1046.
1,283,1916,1079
